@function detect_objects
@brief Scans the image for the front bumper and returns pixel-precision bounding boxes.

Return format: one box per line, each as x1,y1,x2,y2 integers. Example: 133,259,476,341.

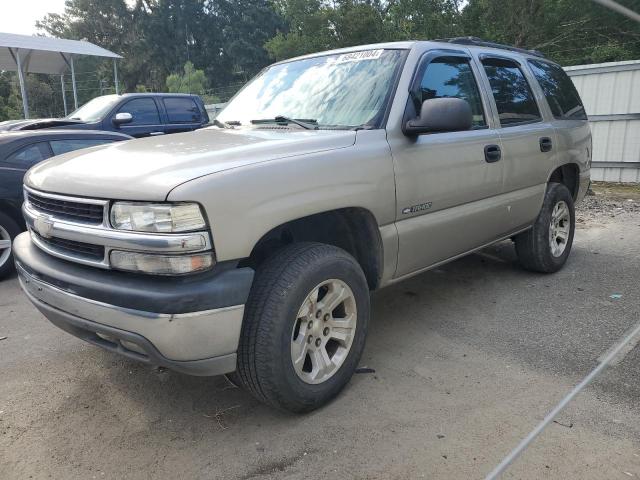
13,232,254,376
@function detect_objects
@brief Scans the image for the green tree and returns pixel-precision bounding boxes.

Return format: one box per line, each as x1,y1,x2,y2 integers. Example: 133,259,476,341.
459,0,640,65
166,61,208,94
265,0,387,61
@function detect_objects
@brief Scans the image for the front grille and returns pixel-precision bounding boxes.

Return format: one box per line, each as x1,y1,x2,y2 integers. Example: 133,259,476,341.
27,191,105,224
33,232,105,261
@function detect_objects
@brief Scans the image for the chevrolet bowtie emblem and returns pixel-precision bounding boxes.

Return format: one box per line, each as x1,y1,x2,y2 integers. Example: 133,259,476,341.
34,216,54,239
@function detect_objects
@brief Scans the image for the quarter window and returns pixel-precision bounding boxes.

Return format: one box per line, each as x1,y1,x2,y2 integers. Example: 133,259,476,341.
6,143,48,166
116,98,160,125
417,58,486,128
528,60,587,120
482,58,541,126
163,98,201,123
50,139,114,156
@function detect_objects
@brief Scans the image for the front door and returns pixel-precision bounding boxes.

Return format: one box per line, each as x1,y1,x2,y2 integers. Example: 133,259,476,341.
388,52,506,277
112,98,165,138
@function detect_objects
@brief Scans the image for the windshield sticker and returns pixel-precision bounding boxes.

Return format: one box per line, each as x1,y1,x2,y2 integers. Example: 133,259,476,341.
334,49,384,64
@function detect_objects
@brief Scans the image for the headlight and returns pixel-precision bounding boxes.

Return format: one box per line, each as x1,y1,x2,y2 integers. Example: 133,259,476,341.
110,250,214,275
110,202,206,233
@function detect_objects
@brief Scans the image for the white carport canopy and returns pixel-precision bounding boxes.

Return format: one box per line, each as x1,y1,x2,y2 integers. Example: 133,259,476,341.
0,32,122,118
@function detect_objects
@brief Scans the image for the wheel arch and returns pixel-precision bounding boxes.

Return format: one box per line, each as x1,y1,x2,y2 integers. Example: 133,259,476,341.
548,163,580,201
241,207,383,291
0,200,25,230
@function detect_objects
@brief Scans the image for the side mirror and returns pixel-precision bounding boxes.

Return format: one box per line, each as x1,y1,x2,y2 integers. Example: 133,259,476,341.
404,97,473,136
112,112,133,126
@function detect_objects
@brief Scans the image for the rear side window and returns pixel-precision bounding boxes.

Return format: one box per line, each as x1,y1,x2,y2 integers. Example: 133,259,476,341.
163,97,201,123
6,143,48,166
117,98,160,125
482,58,541,126
418,58,486,128
528,60,587,120
50,139,114,156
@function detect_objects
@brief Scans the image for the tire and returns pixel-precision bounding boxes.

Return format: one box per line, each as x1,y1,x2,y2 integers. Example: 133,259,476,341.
515,182,575,273
236,242,370,413
0,211,20,280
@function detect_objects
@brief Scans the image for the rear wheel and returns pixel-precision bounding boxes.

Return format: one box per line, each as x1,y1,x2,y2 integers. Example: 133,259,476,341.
0,211,20,280
236,242,369,413
515,182,575,273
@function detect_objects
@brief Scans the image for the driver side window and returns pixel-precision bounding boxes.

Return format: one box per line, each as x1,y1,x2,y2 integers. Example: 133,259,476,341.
116,98,160,126
418,58,487,128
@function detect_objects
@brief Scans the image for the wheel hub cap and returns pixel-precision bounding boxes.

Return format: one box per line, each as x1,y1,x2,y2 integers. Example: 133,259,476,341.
0,225,11,268
290,279,357,385
549,200,570,257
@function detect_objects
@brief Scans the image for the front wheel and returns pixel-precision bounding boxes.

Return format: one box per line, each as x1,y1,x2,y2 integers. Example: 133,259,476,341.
0,212,20,280
236,242,370,413
515,182,575,273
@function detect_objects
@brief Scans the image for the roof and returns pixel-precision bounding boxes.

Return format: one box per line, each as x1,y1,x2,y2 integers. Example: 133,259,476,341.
274,39,548,66
564,59,640,76
0,31,121,75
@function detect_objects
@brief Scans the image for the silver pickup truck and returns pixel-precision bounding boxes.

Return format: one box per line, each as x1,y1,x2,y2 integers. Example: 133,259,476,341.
13,38,590,413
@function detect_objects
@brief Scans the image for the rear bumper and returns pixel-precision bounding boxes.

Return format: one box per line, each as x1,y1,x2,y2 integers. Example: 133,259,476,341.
14,232,254,376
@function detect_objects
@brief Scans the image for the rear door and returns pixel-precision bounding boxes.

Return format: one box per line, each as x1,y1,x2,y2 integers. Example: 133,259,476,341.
161,96,204,134
389,50,507,277
476,54,557,232
526,59,590,196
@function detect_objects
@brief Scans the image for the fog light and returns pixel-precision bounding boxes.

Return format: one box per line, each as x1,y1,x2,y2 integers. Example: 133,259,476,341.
110,250,214,275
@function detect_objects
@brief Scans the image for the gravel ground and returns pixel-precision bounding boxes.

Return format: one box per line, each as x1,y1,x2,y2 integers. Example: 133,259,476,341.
1,183,639,480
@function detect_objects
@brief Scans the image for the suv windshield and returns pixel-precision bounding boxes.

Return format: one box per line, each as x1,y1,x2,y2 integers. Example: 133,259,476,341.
217,49,405,129
65,95,119,122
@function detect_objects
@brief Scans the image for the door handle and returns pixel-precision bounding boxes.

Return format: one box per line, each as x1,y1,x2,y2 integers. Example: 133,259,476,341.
484,144,501,163
540,137,553,152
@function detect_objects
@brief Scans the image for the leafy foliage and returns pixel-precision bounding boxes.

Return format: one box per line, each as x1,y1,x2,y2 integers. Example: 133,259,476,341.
166,61,207,94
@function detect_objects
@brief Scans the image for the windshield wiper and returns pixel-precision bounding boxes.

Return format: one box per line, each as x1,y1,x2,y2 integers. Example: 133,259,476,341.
251,116,319,130
212,119,240,128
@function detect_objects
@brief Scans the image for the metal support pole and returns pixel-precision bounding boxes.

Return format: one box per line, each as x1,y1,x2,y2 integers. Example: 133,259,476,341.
60,75,68,116
70,55,78,110
591,0,640,23
15,50,29,119
113,58,119,94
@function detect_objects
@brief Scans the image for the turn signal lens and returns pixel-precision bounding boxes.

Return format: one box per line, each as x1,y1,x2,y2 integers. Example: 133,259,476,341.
110,250,214,275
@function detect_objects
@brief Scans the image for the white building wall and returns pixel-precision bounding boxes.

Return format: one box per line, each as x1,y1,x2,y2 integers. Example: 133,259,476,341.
564,60,640,183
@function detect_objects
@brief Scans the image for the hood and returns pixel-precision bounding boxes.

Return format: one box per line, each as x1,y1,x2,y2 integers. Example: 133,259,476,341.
25,127,356,200
0,118,85,131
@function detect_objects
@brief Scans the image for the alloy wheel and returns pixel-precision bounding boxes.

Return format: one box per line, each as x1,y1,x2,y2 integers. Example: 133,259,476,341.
549,200,570,257
290,279,357,385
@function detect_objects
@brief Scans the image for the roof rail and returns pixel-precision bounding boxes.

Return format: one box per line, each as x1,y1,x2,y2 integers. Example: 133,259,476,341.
433,37,546,59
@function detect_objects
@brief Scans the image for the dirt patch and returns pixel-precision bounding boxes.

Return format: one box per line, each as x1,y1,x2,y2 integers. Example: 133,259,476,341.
576,182,640,227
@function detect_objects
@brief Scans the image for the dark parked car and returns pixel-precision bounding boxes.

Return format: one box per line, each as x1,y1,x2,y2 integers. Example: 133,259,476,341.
0,93,210,138
0,130,131,279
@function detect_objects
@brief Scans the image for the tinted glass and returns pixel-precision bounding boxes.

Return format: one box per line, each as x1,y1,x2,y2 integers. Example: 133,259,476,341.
418,58,486,128
218,49,404,128
528,60,587,120
117,98,160,125
6,143,47,166
483,60,541,126
164,98,201,123
50,139,113,156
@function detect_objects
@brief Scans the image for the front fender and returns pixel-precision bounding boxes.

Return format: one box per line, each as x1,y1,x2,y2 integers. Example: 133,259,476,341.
167,130,396,262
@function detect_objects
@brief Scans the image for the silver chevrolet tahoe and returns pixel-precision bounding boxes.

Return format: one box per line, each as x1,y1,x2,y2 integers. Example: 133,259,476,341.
13,38,591,413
